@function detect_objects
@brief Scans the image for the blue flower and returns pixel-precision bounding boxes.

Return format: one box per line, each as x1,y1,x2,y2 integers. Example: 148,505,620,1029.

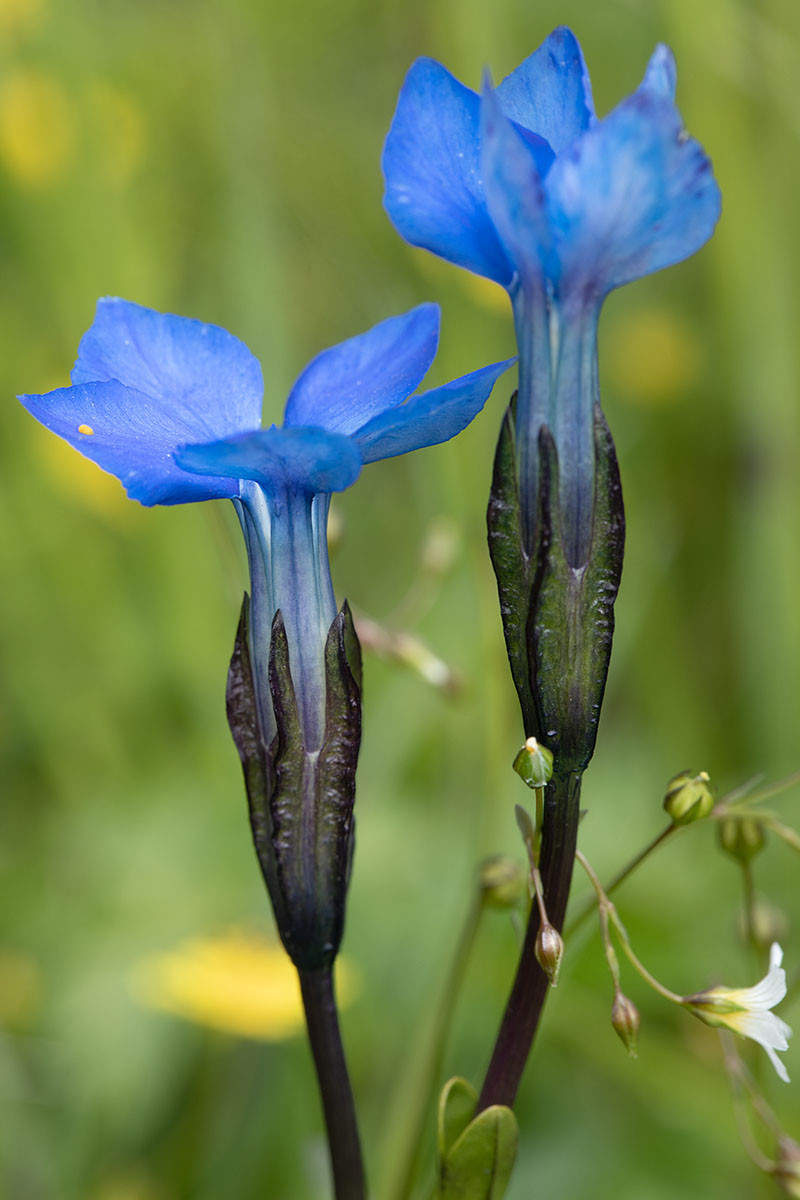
21,298,512,747
382,27,721,562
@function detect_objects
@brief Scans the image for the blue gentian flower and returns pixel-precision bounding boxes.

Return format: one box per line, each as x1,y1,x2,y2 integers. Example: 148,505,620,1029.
21,298,512,748
382,27,721,563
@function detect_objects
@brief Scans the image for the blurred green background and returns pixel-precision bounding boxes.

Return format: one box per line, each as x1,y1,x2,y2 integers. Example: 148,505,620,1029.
2,0,800,1196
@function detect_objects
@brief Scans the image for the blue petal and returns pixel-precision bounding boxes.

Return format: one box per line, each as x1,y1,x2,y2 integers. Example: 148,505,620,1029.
19,381,238,505
545,91,721,297
481,83,555,286
283,304,439,434
496,26,595,154
353,358,515,464
382,58,515,286
73,298,264,439
176,426,362,496
638,44,677,101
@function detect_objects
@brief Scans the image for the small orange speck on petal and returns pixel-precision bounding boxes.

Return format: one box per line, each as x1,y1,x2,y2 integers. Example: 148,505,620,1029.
78,423,94,435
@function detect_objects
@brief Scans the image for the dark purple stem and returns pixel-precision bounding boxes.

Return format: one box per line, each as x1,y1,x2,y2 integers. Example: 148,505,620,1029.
477,770,581,1110
298,966,365,1200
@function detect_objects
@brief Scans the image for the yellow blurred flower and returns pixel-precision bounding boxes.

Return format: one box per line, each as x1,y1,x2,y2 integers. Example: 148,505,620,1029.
604,307,703,407
0,67,75,187
0,948,41,1030
34,422,133,521
90,1168,164,1200
0,0,45,43
86,81,146,188
132,929,358,1041
457,269,509,315
414,248,510,315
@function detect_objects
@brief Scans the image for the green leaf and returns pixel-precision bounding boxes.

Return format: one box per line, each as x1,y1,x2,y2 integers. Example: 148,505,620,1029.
437,1077,478,1162
438,1105,519,1199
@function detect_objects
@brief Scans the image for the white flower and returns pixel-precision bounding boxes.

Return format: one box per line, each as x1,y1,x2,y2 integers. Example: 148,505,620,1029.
685,943,792,1082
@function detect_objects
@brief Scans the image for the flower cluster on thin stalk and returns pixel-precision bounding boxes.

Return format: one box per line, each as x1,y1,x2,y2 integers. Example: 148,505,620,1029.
575,844,793,1083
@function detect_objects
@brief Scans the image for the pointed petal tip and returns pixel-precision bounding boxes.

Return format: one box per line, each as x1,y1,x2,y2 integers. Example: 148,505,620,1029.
480,77,505,133
545,25,583,51
768,1048,791,1083
495,26,594,154
354,354,514,465
640,43,678,101
284,304,441,434
408,298,441,330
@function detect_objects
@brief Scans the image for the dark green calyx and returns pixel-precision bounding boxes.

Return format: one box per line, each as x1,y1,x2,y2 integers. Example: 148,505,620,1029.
227,596,362,970
487,398,625,771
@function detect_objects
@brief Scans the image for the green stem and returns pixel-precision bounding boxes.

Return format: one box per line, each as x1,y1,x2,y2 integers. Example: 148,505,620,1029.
381,894,486,1200
764,817,800,854
575,849,684,1006
533,785,545,861
565,822,678,938
298,967,365,1200
733,769,800,808
720,1032,779,1172
531,867,548,925
741,863,759,957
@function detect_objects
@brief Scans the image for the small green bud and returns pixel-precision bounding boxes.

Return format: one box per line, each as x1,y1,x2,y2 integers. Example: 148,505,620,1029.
479,856,527,909
717,816,767,864
663,770,714,825
774,1137,800,1197
420,515,460,577
513,737,554,789
737,897,790,949
611,991,640,1057
535,922,564,987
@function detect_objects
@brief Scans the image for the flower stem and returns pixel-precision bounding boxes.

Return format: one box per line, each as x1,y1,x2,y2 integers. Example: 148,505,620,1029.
720,1032,778,1172
381,893,486,1200
476,769,581,1111
298,966,365,1200
565,822,678,938
575,848,684,1005
734,769,800,808
741,862,759,957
